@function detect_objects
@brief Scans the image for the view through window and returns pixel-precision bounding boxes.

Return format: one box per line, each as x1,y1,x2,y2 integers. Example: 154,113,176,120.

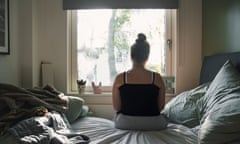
71,9,174,91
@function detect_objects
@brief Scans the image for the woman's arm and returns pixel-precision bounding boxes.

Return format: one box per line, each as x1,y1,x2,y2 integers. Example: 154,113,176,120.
112,74,122,112
155,73,166,111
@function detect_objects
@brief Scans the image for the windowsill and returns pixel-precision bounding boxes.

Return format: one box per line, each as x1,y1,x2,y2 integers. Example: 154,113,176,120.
66,92,175,105
67,92,112,97
67,92,175,97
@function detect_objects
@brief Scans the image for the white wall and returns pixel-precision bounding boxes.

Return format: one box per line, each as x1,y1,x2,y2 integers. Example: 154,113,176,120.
0,0,202,95
0,0,20,85
18,0,34,88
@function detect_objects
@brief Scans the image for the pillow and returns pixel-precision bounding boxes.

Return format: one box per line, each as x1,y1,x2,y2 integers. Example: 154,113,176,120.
162,83,209,128
64,96,85,123
114,113,168,130
199,60,240,144
79,105,91,117
200,60,240,122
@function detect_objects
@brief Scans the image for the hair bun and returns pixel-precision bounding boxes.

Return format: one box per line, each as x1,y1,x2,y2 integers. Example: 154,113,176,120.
136,33,146,43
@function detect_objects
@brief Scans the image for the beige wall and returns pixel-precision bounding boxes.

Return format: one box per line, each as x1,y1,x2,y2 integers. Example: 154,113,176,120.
34,0,68,92
8,0,69,91
1,0,202,94
175,0,202,93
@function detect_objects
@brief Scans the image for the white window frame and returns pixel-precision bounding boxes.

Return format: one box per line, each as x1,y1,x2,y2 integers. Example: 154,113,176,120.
68,10,177,93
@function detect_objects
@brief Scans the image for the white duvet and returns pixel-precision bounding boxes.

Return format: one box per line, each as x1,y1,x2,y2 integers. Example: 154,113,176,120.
71,117,199,144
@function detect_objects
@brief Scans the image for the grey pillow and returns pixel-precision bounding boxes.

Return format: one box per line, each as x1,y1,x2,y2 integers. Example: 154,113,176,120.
199,60,240,144
200,60,240,122
64,96,85,123
114,113,168,131
162,83,209,128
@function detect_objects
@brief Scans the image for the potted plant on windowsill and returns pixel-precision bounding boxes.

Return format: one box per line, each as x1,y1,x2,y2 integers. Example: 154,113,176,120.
77,79,86,96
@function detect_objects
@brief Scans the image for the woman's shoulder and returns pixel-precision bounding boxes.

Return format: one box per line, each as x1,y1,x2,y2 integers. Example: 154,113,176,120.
113,72,125,86
151,71,162,78
152,72,164,87
115,72,125,80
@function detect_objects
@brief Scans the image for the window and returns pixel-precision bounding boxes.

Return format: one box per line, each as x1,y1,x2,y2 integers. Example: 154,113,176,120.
70,9,176,93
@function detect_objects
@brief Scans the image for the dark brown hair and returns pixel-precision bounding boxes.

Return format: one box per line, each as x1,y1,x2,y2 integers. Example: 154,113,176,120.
131,33,150,63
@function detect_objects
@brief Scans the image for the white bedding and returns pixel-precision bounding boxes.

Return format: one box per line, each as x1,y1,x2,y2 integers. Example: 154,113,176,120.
71,116,199,144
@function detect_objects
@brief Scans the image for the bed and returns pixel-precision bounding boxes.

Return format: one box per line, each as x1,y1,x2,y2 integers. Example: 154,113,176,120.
1,52,240,144
67,52,240,144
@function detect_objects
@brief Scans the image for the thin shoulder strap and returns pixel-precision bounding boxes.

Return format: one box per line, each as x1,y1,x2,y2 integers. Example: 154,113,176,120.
152,72,155,84
123,72,127,84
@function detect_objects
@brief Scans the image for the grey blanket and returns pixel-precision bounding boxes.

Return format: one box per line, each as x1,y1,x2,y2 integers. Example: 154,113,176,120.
0,83,67,133
8,111,90,144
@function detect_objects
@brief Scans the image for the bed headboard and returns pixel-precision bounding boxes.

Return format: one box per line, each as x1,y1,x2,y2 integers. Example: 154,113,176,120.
200,52,240,85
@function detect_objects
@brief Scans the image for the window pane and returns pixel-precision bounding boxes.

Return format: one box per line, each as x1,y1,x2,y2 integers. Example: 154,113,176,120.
76,9,167,86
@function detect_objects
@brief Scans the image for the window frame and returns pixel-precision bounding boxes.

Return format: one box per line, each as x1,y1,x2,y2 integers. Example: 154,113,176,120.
69,9,177,93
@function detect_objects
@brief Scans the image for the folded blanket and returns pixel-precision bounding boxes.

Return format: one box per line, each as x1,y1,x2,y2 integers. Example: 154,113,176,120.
0,83,67,133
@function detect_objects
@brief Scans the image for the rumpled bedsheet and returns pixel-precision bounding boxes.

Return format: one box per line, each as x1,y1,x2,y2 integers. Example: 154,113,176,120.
71,117,198,144
8,111,90,144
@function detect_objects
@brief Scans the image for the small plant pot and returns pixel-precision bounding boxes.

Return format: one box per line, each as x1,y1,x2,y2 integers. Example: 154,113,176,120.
93,87,102,94
78,85,86,96
91,82,102,94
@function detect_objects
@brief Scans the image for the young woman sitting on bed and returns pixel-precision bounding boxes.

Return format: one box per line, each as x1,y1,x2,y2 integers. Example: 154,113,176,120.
112,33,168,130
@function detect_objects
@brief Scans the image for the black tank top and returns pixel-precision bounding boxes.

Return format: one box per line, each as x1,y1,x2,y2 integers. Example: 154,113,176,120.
118,72,160,116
